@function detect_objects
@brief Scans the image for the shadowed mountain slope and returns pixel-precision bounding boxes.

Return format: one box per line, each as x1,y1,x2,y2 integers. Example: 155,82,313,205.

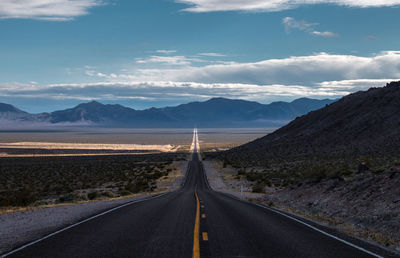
225,81,400,161
0,103,26,113
0,103,29,120
50,101,137,123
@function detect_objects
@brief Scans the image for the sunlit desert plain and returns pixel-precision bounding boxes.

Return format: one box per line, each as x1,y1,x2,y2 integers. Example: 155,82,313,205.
0,128,272,156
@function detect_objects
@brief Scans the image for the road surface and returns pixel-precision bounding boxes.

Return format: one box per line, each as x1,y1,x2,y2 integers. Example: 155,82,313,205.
3,129,394,257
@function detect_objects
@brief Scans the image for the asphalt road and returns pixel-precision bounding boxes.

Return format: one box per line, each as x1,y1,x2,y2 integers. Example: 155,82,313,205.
4,129,395,258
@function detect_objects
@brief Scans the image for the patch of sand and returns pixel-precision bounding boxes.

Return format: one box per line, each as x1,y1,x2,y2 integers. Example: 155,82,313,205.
0,142,178,152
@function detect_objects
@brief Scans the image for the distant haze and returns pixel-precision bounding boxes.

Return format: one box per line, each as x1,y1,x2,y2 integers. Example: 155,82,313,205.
0,97,335,128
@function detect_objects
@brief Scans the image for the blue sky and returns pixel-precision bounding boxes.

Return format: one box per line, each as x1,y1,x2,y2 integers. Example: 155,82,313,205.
0,0,400,112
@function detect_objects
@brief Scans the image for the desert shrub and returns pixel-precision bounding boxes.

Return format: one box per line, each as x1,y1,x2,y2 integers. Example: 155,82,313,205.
101,191,115,198
359,156,373,168
237,168,246,176
87,191,99,200
246,172,264,182
0,153,179,207
373,167,385,174
1,189,38,207
338,164,354,177
16,189,38,206
57,193,80,203
304,164,328,182
393,160,400,166
119,189,131,196
126,181,148,194
252,183,265,193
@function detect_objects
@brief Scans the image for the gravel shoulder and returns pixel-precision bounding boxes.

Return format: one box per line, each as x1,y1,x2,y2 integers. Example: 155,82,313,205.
202,160,263,200
0,161,188,255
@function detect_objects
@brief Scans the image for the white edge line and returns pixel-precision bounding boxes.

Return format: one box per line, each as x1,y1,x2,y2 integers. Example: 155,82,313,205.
1,192,169,258
217,191,383,258
253,203,383,258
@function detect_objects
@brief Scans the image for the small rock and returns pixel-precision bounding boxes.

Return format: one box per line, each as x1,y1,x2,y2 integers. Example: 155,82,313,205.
393,198,400,203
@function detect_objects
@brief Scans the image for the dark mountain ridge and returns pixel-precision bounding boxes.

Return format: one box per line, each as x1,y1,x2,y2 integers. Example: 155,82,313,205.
0,97,335,128
0,103,26,113
226,81,400,162
50,101,137,123
0,103,29,120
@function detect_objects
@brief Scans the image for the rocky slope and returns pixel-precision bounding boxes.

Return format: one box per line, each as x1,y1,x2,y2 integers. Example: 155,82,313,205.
262,169,400,249
226,81,400,162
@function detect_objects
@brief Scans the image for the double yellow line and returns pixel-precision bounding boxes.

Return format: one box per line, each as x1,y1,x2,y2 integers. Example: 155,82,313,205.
193,188,200,258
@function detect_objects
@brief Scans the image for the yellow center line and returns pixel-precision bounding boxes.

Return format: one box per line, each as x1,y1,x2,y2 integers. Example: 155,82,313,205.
193,188,200,258
202,232,208,241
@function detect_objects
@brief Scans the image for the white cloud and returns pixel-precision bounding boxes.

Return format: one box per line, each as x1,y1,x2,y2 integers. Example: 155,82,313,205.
135,55,204,66
311,31,339,38
96,72,108,77
283,17,316,32
84,69,96,76
156,50,177,54
283,17,339,38
176,0,400,12
317,79,398,90
0,0,103,21
198,52,226,57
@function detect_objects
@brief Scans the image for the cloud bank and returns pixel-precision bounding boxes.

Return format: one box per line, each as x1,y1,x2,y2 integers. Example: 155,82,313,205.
2,51,400,107
115,51,400,86
1,79,398,106
176,0,400,12
0,0,103,21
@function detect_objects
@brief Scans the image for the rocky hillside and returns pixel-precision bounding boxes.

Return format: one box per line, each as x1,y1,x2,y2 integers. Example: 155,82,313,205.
226,81,400,162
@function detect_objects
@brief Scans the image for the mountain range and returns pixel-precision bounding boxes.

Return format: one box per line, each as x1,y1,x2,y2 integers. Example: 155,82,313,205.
0,97,335,128
225,81,400,162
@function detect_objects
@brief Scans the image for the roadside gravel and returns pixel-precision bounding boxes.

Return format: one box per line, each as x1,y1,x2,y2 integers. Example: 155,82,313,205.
202,160,262,200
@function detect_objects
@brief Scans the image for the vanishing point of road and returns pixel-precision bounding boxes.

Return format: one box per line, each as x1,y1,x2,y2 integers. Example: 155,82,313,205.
3,129,394,258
